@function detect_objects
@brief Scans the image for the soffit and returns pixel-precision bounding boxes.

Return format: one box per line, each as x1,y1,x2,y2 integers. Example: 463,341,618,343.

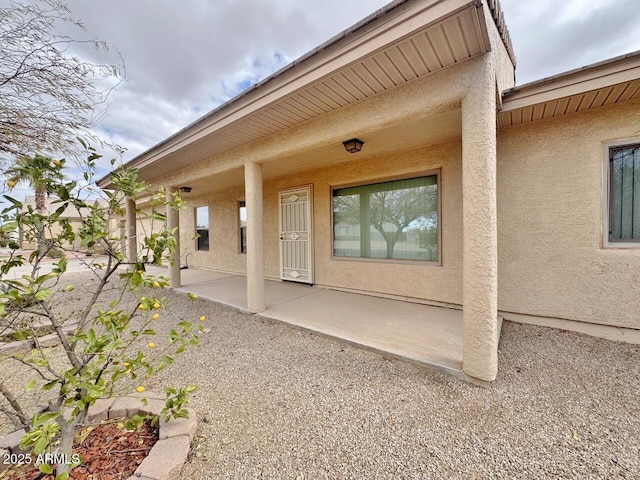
104,0,494,187
175,108,462,195
499,51,640,128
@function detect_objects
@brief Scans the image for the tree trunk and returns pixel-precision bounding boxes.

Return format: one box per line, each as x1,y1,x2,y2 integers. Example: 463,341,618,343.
384,231,400,259
34,187,46,259
55,415,75,477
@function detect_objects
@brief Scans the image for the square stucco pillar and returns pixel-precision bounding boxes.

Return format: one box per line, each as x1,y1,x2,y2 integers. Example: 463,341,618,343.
119,219,126,258
166,188,181,288
461,61,499,382
125,198,138,263
244,160,265,313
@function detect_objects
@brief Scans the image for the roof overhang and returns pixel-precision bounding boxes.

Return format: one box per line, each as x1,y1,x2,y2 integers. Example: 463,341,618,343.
499,50,640,128
99,0,515,189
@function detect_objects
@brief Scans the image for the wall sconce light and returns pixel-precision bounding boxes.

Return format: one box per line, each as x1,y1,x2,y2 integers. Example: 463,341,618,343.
342,138,364,153
179,186,192,193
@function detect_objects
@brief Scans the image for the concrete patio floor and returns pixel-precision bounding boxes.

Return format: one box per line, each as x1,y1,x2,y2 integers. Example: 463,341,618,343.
169,268,465,376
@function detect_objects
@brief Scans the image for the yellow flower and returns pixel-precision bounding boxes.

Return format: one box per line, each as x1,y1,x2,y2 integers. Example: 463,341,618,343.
122,362,130,367
138,304,146,310
137,269,144,274
199,316,206,322
136,386,145,393
153,281,160,288
6,180,15,188
153,303,160,310
148,342,155,348
152,313,160,320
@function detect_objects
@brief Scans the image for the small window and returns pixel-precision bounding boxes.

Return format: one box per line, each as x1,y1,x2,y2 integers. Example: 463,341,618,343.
239,201,247,253
196,206,209,251
332,174,439,262
608,143,640,243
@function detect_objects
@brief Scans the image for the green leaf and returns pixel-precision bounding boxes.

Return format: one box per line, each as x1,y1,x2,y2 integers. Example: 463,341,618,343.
39,463,54,474
33,289,51,301
162,355,174,365
54,258,67,274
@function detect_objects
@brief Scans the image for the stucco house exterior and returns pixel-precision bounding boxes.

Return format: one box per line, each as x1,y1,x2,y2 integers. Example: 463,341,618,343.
98,0,640,383
19,195,112,251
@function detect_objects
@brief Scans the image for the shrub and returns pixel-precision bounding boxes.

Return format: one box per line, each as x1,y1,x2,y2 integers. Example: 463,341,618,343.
0,143,201,479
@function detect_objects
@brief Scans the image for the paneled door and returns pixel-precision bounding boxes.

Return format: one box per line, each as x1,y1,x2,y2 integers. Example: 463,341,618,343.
279,186,313,283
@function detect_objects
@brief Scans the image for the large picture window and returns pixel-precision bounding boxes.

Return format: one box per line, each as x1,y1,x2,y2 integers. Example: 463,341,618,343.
196,206,209,251
332,174,439,262
609,143,640,243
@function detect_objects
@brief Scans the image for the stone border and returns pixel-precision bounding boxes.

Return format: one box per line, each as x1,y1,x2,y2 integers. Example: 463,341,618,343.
0,391,196,480
0,323,78,356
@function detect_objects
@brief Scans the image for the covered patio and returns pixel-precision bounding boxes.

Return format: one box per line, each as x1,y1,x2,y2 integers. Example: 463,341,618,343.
100,0,516,383
167,267,473,378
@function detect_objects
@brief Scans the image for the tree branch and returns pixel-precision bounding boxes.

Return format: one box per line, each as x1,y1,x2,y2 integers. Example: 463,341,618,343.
0,381,29,428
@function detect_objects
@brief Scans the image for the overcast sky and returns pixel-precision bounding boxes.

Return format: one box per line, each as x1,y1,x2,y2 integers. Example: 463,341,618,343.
7,0,640,199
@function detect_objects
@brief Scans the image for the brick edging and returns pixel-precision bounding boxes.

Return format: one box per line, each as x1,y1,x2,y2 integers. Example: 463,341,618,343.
0,391,196,480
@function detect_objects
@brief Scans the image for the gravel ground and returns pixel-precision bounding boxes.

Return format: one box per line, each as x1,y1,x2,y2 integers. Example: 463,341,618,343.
2,271,640,478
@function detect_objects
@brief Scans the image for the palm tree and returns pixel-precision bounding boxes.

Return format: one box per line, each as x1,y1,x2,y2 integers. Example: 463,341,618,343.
5,154,62,257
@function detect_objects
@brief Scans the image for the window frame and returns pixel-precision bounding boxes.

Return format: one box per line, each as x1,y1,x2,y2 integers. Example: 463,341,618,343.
238,200,247,254
330,170,442,266
195,205,210,252
603,139,640,248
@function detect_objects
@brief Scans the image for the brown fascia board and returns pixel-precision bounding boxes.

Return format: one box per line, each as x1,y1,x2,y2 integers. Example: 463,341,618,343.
97,0,514,189
501,49,640,111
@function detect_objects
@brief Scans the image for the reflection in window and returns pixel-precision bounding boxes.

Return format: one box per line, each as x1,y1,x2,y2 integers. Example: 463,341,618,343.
609,144,640,242
333,175,438,261
239,201,247,253
196,206,209,251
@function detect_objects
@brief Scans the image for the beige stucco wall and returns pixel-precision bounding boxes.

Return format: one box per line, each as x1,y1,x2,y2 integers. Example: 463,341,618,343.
175,98,640,331
179,140,464,306
179,187,246,274
497,99,640,330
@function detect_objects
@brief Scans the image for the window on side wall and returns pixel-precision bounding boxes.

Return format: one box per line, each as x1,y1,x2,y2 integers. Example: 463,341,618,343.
332,173,439,263
239,201,247,253
196,206,209,251
608,143,640,245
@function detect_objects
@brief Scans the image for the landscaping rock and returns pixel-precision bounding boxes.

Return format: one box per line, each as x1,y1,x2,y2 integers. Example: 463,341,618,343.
87,397,115,423
0,429,25,453
134,436,190,480
159,408,197,442
109,396,144,418
0,448,9,472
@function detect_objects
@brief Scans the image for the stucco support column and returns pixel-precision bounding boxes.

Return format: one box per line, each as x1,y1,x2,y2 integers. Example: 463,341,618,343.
119,220,126,257
244,160,265,313
125,198,138,263
461,60,499,382
166,188,181,288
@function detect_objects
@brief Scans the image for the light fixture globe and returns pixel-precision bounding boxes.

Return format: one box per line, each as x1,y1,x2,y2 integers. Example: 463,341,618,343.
342,138,364,153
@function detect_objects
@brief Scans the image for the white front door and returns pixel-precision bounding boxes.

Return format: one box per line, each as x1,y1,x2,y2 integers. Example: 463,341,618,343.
279,186,313,284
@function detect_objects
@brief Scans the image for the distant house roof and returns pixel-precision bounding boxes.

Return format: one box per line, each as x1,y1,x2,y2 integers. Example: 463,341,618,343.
23,195,108,219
